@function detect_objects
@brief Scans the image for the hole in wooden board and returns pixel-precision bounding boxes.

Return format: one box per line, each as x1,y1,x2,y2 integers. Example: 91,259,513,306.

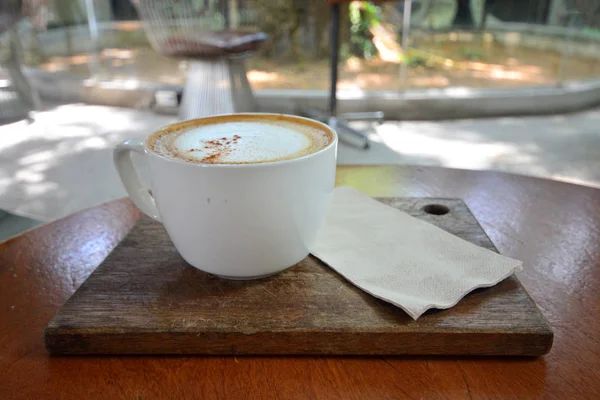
423,204,450,216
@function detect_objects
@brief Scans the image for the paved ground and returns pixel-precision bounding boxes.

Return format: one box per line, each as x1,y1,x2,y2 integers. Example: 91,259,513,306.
0,210,41,242
1,103,599,231
342,109,600,188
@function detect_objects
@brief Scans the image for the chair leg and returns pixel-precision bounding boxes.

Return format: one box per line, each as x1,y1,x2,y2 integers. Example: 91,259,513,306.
329,117,370,149
5,27,42,113
297,107,330,124
298,107,371,150
339,111,384,124
179,59,234,120
179,58,258,120
228,58,258,113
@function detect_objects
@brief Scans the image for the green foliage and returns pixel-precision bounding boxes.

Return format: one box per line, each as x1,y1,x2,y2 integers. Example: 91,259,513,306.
349,2,381,59
109,29,149,48
340,43,351,60
402,53,427,67
458,46,485,61
582,27,600,39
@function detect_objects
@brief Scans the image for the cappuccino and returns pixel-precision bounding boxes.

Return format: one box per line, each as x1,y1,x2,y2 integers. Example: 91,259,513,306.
115,113,337,278
148,114,333,164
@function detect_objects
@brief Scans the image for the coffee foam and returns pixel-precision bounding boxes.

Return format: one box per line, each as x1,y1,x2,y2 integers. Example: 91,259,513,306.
148,116,332,164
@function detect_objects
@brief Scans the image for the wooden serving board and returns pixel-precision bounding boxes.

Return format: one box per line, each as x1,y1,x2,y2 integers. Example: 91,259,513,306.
45,198,553,356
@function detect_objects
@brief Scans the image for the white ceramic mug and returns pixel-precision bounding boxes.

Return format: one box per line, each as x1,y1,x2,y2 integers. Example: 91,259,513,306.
113,114,337,279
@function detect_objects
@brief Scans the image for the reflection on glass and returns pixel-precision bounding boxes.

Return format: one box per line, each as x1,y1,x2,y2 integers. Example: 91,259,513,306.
12,0,600,91
557,8,600,84
403,0,599,89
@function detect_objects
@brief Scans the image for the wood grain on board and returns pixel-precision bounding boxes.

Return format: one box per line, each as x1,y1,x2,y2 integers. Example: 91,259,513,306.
45,198,552,356
5,165,600,399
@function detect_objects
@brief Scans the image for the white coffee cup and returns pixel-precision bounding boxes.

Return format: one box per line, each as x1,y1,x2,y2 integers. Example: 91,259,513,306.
113,113,337,279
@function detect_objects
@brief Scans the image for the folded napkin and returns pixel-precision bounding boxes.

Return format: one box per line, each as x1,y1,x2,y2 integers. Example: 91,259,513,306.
312,187,522,319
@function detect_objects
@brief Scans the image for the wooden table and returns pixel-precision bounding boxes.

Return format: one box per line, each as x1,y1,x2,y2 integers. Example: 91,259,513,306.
2,165,599,399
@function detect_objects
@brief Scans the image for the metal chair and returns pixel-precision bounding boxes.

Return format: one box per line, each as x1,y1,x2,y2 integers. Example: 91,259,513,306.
133,0,266,120
1,1,42,122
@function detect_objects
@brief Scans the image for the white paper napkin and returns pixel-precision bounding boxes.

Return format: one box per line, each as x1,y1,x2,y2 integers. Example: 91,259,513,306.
312,187,522,319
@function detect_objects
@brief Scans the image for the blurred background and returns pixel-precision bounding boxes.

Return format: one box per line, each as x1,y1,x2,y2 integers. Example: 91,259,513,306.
5,0,599,92
1,0,600,238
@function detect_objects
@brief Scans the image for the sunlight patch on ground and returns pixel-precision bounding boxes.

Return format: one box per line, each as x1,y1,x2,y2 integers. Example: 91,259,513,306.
1,104,600,221
368,114,600,189
0,104,176,220
247,70,284,85
377,122,525,170
409,75,451,87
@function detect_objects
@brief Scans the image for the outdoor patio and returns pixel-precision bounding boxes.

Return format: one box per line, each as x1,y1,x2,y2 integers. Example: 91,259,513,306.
2,0,600,241
1,101,599,227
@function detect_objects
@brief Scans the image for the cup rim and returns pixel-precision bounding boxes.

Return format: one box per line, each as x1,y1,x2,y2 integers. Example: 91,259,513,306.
144,113,338,168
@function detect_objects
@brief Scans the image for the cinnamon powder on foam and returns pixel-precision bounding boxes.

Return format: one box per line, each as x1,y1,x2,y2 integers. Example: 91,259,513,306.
149,120,332,165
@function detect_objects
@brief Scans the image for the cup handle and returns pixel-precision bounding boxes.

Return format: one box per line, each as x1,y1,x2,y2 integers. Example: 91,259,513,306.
113,138,161,222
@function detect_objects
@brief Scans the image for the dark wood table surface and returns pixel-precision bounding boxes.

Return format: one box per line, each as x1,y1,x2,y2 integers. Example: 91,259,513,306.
1,165,599,399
